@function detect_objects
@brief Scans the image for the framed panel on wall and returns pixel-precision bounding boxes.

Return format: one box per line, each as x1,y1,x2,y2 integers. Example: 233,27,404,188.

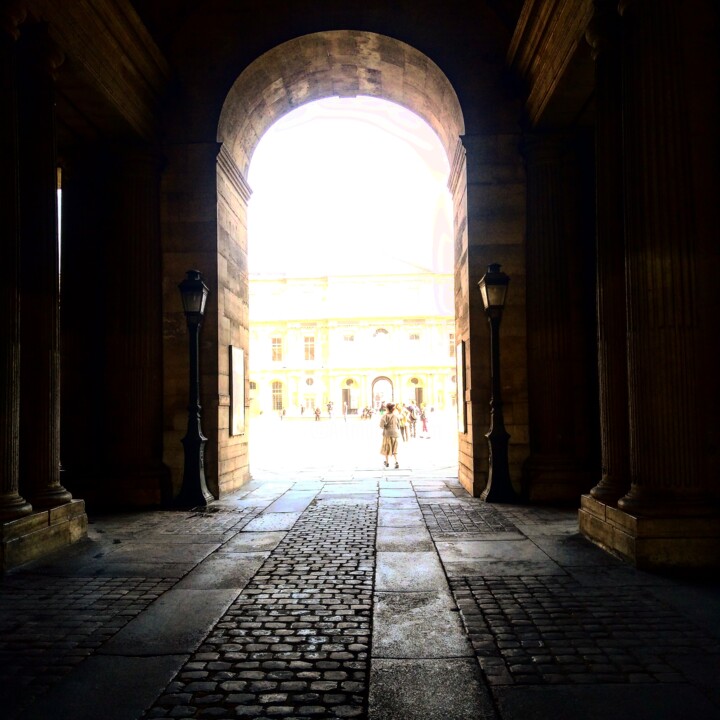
230,346,245,436
455,340,466,433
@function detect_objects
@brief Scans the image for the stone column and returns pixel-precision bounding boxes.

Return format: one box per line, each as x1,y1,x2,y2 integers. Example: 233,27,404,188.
522,135,587,502
586,0,630,503
58,147,108,501
104,144,168,505
17,23,71,508
0,4,32,520
617,0,711,516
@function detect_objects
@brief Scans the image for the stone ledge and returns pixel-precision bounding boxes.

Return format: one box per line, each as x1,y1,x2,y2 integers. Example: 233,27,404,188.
579,495,720,570
1,500,88,572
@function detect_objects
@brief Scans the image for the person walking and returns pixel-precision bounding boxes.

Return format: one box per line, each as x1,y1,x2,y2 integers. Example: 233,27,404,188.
398,403,409,442
379,402,401,469
419,404,430,437
407,402,417,438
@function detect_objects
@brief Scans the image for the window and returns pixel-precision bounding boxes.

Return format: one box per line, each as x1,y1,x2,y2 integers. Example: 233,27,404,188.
272,381,283,410
409,333,420,341
449,332,455,357
344,334,354,342
271,337,282,362
304,336,315,361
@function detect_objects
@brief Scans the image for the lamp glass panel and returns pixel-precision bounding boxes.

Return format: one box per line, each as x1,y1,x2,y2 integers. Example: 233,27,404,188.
199,289,208,315
182,289,204,314
487,284,507,308
480,283,490,309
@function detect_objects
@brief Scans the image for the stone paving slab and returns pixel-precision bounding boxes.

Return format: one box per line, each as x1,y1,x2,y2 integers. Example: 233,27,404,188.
19,655,186,720
219,531,287,552
442,560,566,577
98,541,221,565
377,497,420,509
377,509,424,527
373,591,472,659
71,562,190,579
530,534,627,567
375,551,447,592
435,539,552,563
242,513,302,532
493,684,720,720
375,526,434,552
265,492,319,514
379,489,415,497
100,589,241,656
369,659,496,720
433,532,525,542
175,552,270,590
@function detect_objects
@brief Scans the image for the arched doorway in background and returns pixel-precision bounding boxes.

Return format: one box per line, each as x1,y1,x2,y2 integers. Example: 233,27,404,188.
372,377,394,410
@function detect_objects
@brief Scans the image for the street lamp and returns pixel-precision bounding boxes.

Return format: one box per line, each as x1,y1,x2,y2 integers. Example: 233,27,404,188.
478,263,517,503
175,270,214,508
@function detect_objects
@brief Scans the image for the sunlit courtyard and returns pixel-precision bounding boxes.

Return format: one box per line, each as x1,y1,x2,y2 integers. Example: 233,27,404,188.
249,409,459,479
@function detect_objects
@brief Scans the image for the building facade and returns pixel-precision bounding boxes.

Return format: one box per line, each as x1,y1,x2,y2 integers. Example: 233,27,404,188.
249,274,456,416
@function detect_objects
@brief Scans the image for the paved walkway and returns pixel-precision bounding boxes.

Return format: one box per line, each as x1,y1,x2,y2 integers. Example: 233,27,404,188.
1,422,719,719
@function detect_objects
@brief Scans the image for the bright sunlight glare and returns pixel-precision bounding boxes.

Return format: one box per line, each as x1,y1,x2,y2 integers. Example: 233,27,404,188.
247,96,453,277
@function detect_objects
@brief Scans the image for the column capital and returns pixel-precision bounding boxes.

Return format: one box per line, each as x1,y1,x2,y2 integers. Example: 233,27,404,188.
19,22,64,78
0,1,26,41
586,0,622,60
618,0,653,18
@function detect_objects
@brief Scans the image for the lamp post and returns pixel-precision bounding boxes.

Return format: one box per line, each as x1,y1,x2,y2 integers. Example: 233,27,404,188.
478,263,517,503
175,270,214,508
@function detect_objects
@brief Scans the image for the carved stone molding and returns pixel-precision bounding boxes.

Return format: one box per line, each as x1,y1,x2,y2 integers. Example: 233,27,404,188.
217,144,252,204
448,137,466,197
508,0,594,125
23,0,170,140
0,1,26,40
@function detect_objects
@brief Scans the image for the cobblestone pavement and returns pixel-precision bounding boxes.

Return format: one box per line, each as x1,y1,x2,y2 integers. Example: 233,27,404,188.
1,467,719,720
419,501,519,538
450,575,720,686
0,575,174,710
146,500,375,719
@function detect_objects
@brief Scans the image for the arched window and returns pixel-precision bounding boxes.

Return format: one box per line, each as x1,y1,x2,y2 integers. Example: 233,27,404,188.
272,381,283,410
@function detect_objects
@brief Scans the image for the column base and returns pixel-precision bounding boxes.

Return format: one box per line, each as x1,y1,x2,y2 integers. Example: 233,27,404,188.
31,485,73,509
0,493,34,522
0,499,87,572
579,494,720,570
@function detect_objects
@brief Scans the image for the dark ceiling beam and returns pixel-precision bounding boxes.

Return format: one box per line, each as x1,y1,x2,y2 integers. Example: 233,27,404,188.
24,0,171,141
507,0,593,127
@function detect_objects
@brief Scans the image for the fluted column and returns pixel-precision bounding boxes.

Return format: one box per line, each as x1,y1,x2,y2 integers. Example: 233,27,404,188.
0,4,32,520
17,23,71,508
522,135,585,501
59,147,109,500
586,0,630,503
617,0,708,515
104,145,168,503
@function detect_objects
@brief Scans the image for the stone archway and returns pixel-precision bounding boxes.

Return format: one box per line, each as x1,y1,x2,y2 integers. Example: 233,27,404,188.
208,30,467,496
371,376,394,410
